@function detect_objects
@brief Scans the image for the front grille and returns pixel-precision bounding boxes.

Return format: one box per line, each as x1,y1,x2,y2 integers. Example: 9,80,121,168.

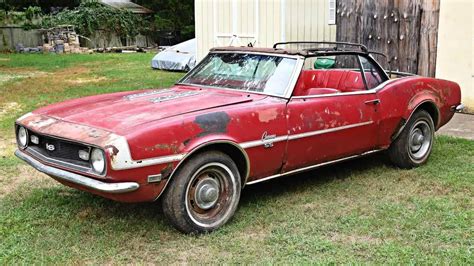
35,134,88,162
19,127,97,174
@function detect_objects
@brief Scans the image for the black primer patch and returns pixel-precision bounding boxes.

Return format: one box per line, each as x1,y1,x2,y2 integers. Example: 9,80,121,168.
194,111,231,137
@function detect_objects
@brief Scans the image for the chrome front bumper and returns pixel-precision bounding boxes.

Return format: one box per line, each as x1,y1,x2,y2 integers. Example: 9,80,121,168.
15,150,139,194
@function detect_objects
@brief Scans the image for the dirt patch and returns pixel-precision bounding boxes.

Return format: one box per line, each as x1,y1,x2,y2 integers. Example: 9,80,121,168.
0,68,48,84
66,76,108,85
0,137,18,161
158,246,216,264
0,66,94,103
329,232,384,245
237,225,269,242
0,102,22,119
0,73,29,85
0,164,55,198
76,207,96,219
0,136,55,197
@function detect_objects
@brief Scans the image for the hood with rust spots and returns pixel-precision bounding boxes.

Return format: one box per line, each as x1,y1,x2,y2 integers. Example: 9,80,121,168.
18,113,118,147
31,86,262,134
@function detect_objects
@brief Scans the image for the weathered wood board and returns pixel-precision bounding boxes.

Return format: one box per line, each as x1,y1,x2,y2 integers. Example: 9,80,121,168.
336,0,440,77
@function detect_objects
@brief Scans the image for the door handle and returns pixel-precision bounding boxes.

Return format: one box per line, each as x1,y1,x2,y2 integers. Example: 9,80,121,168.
364,99,380,105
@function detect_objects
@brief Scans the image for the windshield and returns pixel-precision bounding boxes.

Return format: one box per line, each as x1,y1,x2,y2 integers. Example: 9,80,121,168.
180,53,298,97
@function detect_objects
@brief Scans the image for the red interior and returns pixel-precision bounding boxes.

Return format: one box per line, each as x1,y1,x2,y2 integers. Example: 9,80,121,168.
293,69,368,96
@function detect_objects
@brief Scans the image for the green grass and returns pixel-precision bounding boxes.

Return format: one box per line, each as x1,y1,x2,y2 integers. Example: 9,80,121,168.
0,53,183,174
0,53,473,264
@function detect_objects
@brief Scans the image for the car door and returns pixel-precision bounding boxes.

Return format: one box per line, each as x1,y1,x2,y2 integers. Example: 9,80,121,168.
282,54,384,172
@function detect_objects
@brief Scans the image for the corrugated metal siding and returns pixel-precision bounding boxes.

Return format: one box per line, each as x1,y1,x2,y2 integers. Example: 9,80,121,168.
195,0,337,60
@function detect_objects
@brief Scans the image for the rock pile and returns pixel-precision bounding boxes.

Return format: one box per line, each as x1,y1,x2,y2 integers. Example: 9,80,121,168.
16,25,93,54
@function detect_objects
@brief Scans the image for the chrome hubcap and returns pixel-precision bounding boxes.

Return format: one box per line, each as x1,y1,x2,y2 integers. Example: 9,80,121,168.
194,176,220,210
409,120,432,160
410,128,424,152
185,162,239,228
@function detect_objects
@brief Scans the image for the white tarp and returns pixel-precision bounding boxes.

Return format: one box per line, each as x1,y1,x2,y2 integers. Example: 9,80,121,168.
151,38,196,71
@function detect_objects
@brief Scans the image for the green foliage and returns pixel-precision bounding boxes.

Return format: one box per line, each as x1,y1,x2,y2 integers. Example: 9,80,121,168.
1,0,196,42
22,6,42,30
0,5,41,29
154,14,173,31
2,0,81,10
41,1,143,38
24,6,41,21
135,0,194,38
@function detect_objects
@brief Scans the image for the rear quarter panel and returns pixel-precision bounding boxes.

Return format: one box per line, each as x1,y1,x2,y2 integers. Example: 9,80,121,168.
376,76,461,147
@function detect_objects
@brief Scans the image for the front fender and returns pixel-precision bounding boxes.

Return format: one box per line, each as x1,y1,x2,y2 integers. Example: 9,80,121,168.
154,136,250,200
181,133,241,153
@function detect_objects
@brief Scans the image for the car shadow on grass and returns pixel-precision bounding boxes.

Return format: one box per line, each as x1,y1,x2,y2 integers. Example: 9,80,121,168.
239,152,388,206
17,152,389,228
1,152,391,243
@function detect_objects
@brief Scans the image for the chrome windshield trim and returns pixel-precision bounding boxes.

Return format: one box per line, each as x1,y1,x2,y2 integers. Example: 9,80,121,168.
283,57,305,98
209,50,302,59
15,150,139,194
177,52,305,99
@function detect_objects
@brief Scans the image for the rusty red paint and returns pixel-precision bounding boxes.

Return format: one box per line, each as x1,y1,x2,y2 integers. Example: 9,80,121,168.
15,51,461,203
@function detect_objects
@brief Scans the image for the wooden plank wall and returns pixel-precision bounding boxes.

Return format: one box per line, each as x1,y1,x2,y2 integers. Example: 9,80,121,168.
336,0,440,77
0,26,43,50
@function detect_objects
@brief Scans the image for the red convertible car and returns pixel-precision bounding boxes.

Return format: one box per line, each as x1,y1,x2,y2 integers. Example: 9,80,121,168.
15,42,462,233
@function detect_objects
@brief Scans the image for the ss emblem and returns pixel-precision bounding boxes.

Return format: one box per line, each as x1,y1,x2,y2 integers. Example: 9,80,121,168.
45,143,55,151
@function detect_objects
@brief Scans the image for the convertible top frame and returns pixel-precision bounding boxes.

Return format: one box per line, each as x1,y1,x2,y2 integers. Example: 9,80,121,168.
273,41,369,53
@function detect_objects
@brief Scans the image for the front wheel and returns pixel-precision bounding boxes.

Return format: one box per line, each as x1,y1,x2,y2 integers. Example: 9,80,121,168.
388,110,435,169
162,151,241,233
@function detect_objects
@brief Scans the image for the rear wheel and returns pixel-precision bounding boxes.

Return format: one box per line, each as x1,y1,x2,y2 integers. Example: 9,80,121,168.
388,110,435,169
162,151,241,233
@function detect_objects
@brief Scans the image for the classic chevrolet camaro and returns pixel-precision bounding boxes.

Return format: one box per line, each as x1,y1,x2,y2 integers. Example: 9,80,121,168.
15,42,462,233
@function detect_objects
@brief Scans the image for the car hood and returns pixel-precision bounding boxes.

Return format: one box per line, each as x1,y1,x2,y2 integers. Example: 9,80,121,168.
33,86,261,134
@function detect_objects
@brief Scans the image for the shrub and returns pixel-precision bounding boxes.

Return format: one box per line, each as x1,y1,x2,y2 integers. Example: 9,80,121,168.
41,1,143,38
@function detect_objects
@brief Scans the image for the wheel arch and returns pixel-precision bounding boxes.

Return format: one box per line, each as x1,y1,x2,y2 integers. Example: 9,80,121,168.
393,100,440,140
415,101,440,129
156,140,250,200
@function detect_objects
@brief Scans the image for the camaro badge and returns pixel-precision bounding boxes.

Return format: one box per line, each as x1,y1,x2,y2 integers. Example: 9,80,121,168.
45,143,55,151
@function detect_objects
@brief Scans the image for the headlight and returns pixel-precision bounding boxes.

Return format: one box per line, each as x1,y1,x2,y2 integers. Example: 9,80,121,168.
91,148,105,174
17,126,28,148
